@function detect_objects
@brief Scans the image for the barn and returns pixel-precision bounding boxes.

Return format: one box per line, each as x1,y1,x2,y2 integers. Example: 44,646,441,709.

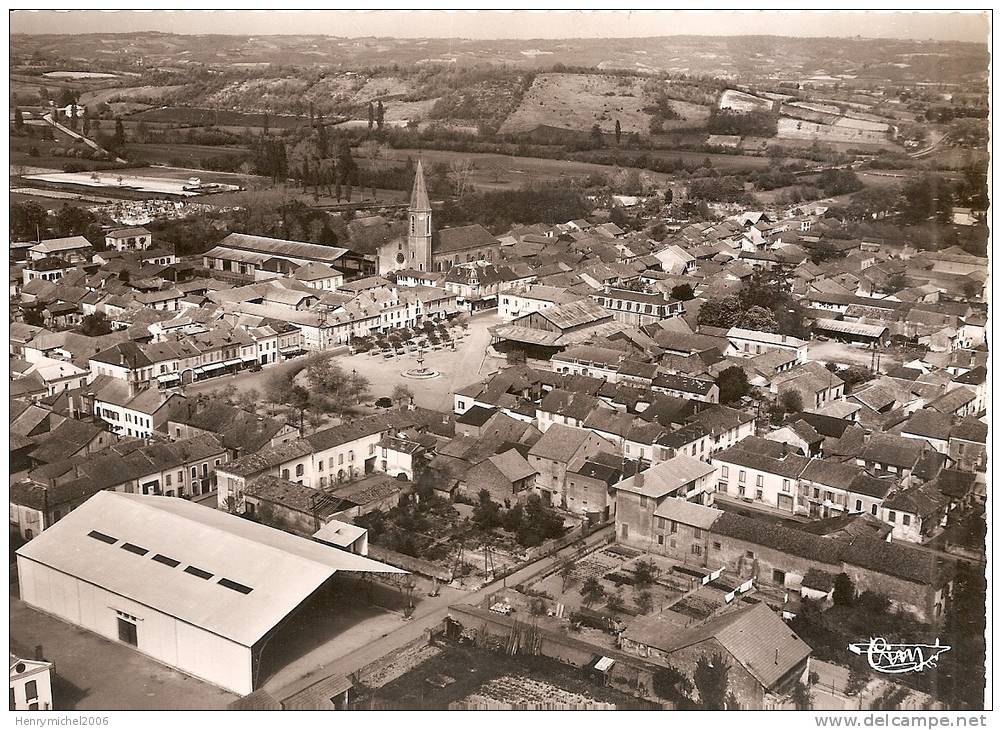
15,491,403,696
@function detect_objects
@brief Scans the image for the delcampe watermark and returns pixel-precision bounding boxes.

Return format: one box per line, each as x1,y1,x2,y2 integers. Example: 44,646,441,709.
848,638,952,674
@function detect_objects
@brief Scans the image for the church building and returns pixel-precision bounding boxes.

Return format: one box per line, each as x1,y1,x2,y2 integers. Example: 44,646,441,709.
377,158,501,275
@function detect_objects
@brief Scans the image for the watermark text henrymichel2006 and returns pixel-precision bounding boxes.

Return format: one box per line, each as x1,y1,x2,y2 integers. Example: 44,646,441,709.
848,638,952,674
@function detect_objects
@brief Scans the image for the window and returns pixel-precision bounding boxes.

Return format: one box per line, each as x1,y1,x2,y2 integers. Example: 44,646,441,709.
202,463,208,477
670,520,678,534
190,467,197,480
902,514,912,526
756,475,764,488
120,543,148,556
871,504,878,516
218,578,253,595
693,528,703,539
888,511,897,523
782,479,790,493
855,499,862,511
177,471,183,483
772,569,786,584
152,554,180,568
165,474,172,487
117,614,138,646
813,487,820,499
295,464,304,477
656,517,666,530
184,566,213,580
281,469,290,480
691,544,702,556
25,681,38,701
339,453,344,465
318,461,324,472
88,530,117,544
745,551,755,559
738,470,746,483
713,541,721,550
657,535,664,546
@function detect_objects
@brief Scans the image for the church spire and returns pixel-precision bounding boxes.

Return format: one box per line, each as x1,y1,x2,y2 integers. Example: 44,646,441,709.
409,157,431,212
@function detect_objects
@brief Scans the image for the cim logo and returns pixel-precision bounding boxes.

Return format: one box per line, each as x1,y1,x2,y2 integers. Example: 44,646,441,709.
848,638,952,674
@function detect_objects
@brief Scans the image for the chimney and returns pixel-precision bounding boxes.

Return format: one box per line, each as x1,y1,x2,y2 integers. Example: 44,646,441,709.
34,645,44,662
635,469,645,488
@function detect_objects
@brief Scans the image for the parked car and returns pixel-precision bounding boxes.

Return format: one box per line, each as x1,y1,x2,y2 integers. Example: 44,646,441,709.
375,397,393,409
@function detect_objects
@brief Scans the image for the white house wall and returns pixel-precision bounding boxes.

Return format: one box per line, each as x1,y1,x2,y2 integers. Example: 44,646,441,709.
17,557,254,695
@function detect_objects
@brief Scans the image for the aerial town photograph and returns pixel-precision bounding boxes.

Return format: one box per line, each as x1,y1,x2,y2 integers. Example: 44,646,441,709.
7,8,990,717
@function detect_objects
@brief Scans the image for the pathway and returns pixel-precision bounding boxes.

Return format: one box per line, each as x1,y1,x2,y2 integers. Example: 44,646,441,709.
42,113,128,164
263,524,613,693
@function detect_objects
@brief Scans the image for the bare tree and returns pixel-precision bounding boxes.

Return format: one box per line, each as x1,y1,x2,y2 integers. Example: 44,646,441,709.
449,158,475,198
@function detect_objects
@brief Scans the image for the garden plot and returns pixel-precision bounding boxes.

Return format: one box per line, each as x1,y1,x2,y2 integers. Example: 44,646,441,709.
457,675,616,710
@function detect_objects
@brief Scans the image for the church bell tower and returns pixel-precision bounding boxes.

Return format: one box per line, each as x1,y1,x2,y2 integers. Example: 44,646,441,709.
406,158,433,271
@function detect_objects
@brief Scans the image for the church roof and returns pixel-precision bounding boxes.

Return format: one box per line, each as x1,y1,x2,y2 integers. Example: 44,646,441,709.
410,158,431,212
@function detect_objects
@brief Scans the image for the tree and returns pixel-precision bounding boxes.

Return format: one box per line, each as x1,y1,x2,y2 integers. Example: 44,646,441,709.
653,665,694,706
113,117,125,149
236,388,261,415
670,283,695,302
833,573,856,606
633,559,657,587
559,560,576,593
694,653,731,710
614,119,622,144
778,389,804,414
375,100,385,131
69,103,78,131
581,576,605,607
697,295,743,329
740,266,792,311
368,102,375,130
391,384,414,408
635,590,654,614
882,272,908,293
590,123,604,147
809,240,845,265
82,111,90,136
605,589,625,614
736,305,779,333
79,312,112,336
472,489,502,531
13,107,23,132
716,366,751,405
791,680,813,710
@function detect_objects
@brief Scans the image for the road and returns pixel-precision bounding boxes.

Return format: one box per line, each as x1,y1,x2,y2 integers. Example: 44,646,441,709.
262,523,613,694
42,113,128,164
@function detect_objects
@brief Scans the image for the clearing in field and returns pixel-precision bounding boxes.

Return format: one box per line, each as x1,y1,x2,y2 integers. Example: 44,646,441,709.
23,169,242,197
499,73,654,136
719,88,773,113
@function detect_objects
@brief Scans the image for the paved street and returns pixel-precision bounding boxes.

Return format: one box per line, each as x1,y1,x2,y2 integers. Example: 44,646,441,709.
262,524,613,694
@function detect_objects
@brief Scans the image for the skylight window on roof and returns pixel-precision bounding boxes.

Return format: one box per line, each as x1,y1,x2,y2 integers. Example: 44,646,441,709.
120,543,149,556
88,530,117,544
184,566,214,580
152,554,181,568
218,578,253,595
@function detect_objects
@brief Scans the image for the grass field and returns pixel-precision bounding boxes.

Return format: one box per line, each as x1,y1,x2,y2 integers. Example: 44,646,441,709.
129,106,305,128
124,142,251,167
78,84,186,107
499,73,655,136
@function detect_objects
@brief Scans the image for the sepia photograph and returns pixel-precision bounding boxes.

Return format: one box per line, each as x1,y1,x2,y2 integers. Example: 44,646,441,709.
7,8,990,718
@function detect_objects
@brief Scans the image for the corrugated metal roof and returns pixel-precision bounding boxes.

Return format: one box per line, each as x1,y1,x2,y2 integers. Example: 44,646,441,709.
16,492,404,647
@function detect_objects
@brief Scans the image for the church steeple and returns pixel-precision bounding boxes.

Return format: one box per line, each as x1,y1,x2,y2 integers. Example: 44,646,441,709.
410,157,431,212
406,156,433,271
